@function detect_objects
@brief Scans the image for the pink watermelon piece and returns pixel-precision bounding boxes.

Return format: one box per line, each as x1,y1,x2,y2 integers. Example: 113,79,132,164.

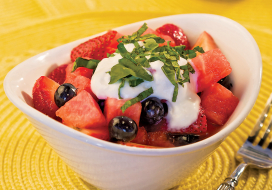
64,73,97,101
79,128,109,141
192,31,217,52
200,83,239,125
104,97,142,126
189,48,232,93
66,63,93,80
56,90,107,129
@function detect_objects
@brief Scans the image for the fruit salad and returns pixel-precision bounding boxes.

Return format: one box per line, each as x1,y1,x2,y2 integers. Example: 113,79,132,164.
32,23,239,148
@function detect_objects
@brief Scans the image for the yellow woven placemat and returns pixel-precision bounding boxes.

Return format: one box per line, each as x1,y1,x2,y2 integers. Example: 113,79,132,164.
1,0,272,189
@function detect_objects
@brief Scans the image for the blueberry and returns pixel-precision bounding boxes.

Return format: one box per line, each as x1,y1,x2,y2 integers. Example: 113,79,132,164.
140,97,165,125
168,134,200,146
54,83,77,107
218,75,233,90
109,116,138,142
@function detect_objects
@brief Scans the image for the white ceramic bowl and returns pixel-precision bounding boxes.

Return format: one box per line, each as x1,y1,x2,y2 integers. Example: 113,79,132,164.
4,14,262,190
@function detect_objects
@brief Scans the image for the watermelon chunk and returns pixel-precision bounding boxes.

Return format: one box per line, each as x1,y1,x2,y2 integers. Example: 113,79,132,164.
80,128,109,141
104,98,142,126
131,127,148,145
64,73,97,101
147,131,175,148
32,76,59,119
192,31,217,53
200,83,239,125
56,90,107,129
189,48,232,93
66,63,93,80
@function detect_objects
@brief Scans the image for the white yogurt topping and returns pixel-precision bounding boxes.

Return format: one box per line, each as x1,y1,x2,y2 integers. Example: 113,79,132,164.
91,43,200,130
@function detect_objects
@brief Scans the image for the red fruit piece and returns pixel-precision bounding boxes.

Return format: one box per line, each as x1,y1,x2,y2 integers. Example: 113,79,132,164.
56,90,107,129
107,31,123,49
48,64,69,84
190,48,232,93
179,106,207,134
147,131,174,148
117,141,159,148
70,30,118,62
32,76,59,119
200,83,239,125
79,128,110,141
66,63,93,80
156,24,190,49
104,97,142,126
192,31,217,53
131,127,148,145
141,27,175,47
64,73,97,101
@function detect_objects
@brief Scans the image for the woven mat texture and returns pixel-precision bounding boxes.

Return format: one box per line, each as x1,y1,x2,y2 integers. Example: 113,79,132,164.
1,0,272,189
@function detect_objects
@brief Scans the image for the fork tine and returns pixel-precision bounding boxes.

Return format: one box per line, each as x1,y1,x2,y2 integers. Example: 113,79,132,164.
247,93,272,143
258,116,272,146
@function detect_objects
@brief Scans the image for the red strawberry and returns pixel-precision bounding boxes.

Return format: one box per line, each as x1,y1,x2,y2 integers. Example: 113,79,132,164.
107,31,123,49
71,30,118,62
141,27,175,47
156,24,190,49
131,127,148,145
179,106,207,134
32,76,59,119
147,131,175,148
48,64,69,84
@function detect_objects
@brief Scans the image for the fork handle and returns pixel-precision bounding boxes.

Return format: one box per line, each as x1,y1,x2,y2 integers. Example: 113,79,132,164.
217,162,248,190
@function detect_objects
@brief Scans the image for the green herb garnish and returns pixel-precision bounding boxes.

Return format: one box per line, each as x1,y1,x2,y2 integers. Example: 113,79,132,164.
72,57,100,72
70,24,204,112
121,87,153,113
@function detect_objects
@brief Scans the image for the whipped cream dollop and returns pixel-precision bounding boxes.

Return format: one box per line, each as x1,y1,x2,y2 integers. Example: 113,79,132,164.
91,43,200,130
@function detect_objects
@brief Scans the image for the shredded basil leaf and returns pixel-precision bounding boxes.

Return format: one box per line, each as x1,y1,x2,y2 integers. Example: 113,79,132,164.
121,87,153,113
107,23,203,111
72,57,100,72
118,79,125,99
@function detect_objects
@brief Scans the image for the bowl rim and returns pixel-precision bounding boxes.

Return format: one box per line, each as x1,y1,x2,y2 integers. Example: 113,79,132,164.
4,13,262,156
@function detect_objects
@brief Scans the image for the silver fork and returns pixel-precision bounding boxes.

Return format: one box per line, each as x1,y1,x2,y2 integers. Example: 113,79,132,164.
217,93,272,190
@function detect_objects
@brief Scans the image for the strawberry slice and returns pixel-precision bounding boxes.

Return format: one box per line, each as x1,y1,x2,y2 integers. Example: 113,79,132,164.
156,24,190,49
32,76,59,119
179,106,207,134
70,30,118,62
48,64,69,84
141,27,175,47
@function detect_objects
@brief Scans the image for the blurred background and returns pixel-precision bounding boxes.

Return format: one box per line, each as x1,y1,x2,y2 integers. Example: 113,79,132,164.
1,0,272,189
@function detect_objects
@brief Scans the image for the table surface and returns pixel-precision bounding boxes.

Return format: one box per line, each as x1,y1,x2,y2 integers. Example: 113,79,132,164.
1,0,272,189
